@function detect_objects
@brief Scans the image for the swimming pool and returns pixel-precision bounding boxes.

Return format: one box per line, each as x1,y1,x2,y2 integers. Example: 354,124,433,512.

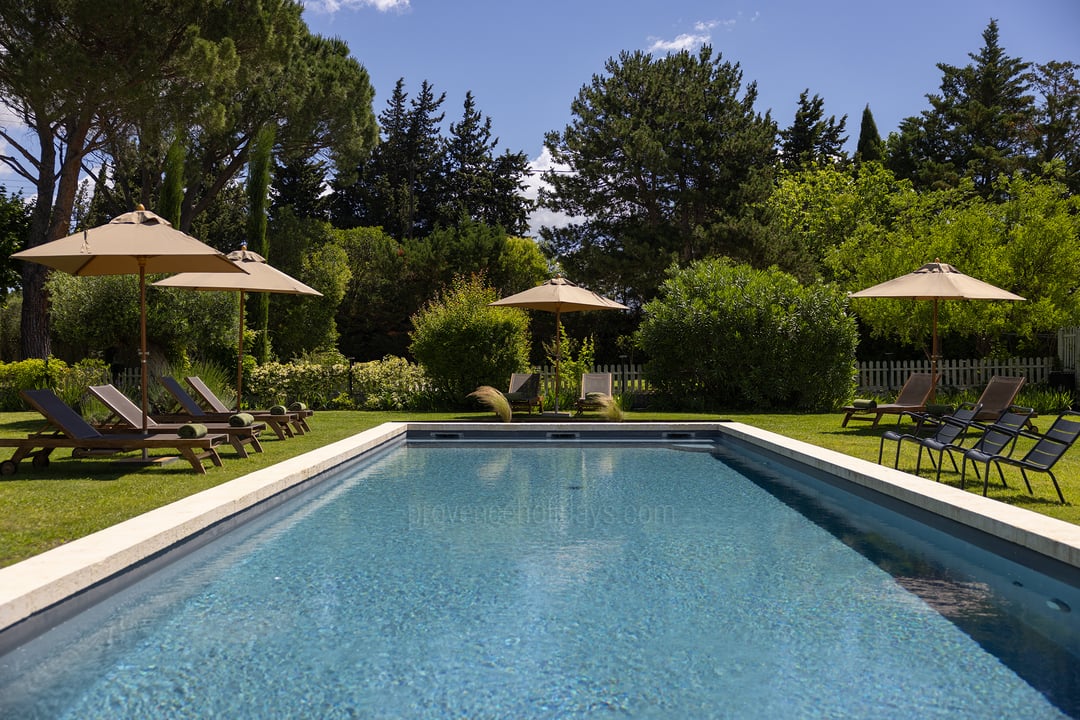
1,423,1079,717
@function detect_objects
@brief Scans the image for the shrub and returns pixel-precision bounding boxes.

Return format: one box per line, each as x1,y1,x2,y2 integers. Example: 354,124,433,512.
0,357,110,412
409,275,531,406
243,355,431,411
350,356,431,410
635,259,857,411
247,361,347,410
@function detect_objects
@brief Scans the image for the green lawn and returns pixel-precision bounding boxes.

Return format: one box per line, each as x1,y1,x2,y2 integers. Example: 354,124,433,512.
1,409,1077,569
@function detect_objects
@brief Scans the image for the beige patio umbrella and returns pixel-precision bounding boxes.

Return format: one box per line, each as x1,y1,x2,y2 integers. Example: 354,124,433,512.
12,207,246,434
490,276,628,414
154,246,322,409
850,260,1025,398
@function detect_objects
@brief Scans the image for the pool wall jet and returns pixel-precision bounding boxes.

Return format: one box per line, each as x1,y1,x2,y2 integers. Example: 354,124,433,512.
2,420,1080,648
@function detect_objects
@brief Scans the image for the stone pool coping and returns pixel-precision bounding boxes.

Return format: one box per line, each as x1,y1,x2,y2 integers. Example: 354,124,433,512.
2,420,1079,637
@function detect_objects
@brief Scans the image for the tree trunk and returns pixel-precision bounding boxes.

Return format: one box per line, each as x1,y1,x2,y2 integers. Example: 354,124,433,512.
19,264,49,360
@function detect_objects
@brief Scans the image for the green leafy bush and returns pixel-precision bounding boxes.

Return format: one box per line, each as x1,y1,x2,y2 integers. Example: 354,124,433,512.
409,275,531,406
0,357,110,411
635,259,857,411
0,358,68,410
247,361,347,410
350,356,431,410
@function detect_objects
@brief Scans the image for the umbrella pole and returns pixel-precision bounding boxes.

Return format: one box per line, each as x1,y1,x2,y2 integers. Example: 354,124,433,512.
931,298,939,401
139,261,149,436
139,261,150,461
236,290,245,411
554,309,561,414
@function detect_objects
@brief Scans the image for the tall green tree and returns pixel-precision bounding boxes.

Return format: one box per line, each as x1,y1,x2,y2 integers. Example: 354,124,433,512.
331,78,446,239
266,209,350,360
1027,60,1080,193
443,91,532,234
886,19,1035,197
540,45,778,304
778,89,848,169
159,135,186,227
0,0,235,358
96,22,377,235
246,124,275,363
765,163,911,282
332,80,531,240
855,105,884,164
271,156,330,221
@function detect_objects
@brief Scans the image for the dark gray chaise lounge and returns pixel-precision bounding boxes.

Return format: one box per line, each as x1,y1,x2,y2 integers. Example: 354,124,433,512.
0,389,225,475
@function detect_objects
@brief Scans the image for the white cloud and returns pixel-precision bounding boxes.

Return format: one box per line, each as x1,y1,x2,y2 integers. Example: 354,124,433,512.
521,147,579,238
648,32,710,54
302,0,409,14
648,15,748,54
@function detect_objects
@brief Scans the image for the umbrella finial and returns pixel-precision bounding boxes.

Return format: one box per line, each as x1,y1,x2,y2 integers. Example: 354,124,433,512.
136,203,146,211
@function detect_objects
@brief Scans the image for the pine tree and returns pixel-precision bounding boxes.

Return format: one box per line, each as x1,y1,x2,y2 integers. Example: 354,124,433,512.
779,90,848,169
1027,60,1080,193
271,156,329,221
444,92,532,234
541,46,778,303
887,19,1034,196
330,80,531,238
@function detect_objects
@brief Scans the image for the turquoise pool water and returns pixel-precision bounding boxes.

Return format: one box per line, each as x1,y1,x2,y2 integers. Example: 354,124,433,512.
1,441,1078,718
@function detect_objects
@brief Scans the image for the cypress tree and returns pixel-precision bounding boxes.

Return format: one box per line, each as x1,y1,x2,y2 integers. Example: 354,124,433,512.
855,105,884,163
246,124,276,363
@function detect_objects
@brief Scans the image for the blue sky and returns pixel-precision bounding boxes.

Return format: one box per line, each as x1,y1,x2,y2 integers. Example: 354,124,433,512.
302,0,1080,161
301,0,1080,232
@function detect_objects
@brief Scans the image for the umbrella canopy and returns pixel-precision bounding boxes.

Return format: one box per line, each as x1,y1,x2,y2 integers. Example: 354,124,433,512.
12,208,245,433
850,261,1025,396
154,247,322,409
490,276,628,414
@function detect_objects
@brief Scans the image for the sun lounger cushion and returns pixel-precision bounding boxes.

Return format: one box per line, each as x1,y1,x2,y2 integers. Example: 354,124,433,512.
852,399,876,409
289,401,308,412
270,405,287,415
178,423,208,439
229,412,256,427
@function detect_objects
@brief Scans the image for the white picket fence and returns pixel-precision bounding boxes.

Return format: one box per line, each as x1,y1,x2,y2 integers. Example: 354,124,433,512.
854,357,1056,392
542,358,1060,395
535,364,649,397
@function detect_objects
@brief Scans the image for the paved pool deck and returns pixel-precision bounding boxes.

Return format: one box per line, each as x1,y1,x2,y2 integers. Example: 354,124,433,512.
2,421,1079,640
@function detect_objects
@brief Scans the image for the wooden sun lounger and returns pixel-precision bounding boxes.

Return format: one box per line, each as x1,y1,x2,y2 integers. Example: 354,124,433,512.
0,389,225,475
840,372,937,427
503,373,543,414
157,376,303,440
186,376,313,433
88,384,264,458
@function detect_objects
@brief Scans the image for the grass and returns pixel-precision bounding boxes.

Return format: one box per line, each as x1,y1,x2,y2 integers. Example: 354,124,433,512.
1,408,1078,569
